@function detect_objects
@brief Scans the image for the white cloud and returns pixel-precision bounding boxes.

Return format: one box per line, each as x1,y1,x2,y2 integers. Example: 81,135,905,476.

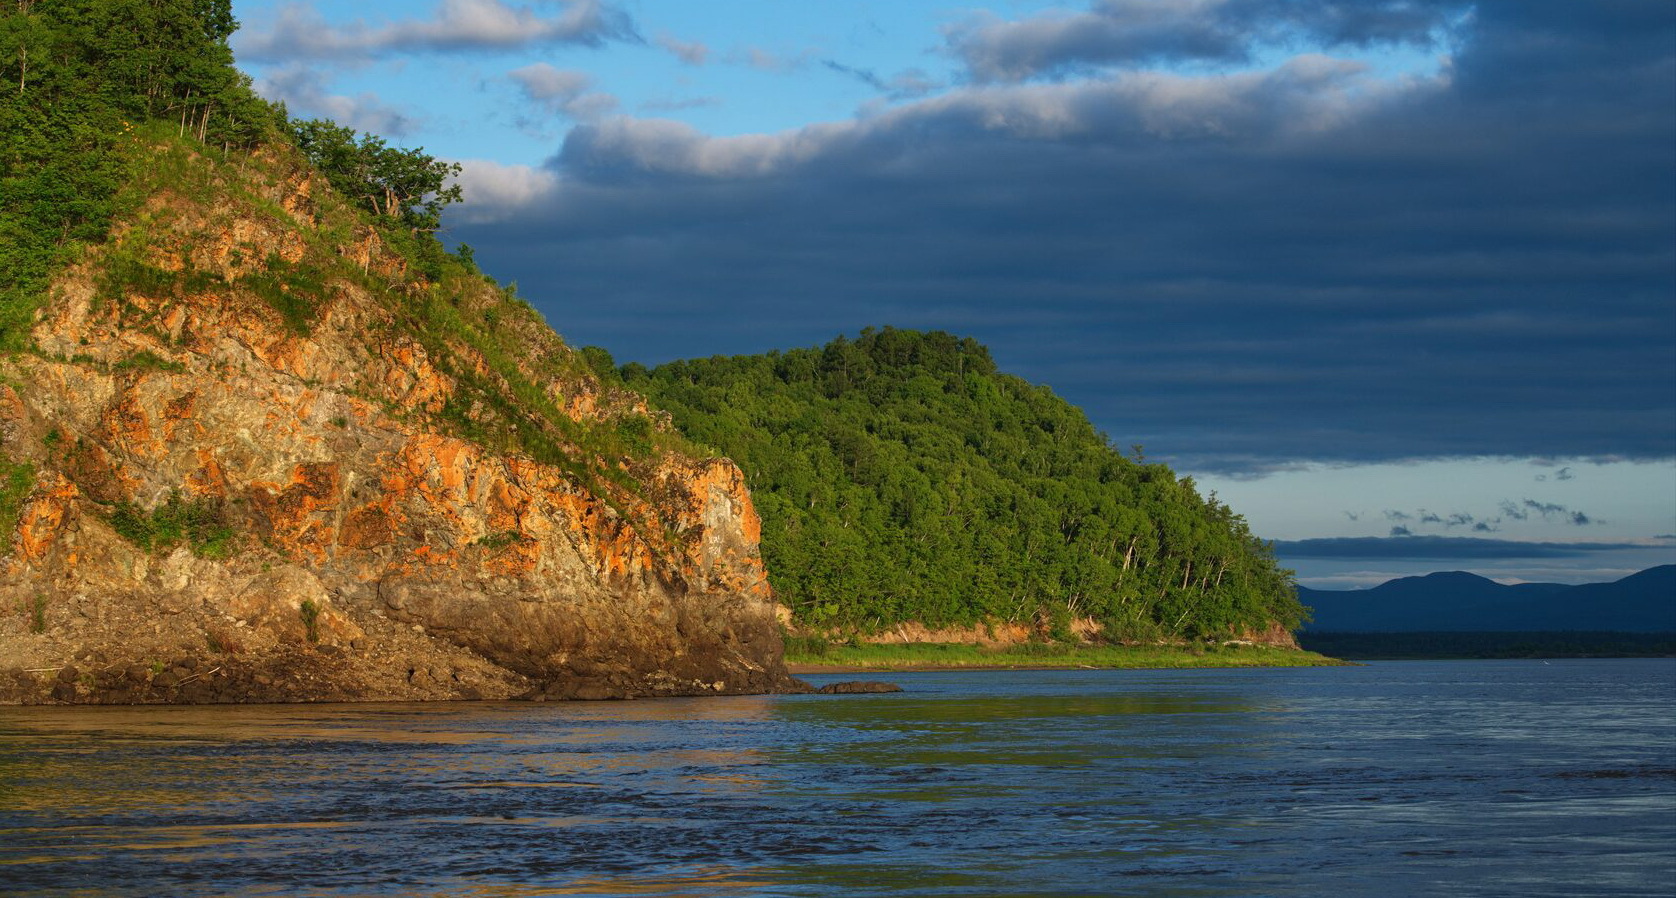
886,68,940,99
253,64,419,136
449,159,559,223
556,54,1445,178
509,63,619,121
238,0,637,62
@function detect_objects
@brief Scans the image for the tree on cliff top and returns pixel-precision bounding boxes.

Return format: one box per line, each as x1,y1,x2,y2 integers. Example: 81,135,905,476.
289,118,463,235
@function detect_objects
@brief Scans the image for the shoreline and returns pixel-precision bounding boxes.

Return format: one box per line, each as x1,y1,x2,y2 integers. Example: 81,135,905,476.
784,642,1347,675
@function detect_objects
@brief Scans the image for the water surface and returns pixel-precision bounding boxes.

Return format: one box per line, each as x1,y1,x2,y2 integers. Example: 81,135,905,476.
2,660,1672,896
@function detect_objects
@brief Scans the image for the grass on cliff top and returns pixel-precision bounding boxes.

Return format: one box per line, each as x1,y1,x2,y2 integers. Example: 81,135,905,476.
784,638,1345,671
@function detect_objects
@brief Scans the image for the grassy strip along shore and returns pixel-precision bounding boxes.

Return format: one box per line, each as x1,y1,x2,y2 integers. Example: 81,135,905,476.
784,638,1345,673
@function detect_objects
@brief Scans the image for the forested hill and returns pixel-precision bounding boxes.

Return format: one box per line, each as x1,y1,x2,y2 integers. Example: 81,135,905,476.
624,328,1305,641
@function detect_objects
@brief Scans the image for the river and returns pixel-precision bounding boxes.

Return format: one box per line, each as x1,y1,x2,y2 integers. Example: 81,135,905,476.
1,659,1672,896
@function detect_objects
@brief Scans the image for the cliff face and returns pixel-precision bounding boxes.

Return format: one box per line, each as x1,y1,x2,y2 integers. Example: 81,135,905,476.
0,142,800,703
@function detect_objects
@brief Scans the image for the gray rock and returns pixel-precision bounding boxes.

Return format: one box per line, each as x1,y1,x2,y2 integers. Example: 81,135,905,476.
816,680,903,695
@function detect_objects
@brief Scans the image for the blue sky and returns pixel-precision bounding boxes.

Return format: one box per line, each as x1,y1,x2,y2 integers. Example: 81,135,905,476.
228,0,1676,588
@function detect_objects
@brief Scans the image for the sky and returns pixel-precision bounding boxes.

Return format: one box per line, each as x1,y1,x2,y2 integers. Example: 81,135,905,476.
227,0,1676,589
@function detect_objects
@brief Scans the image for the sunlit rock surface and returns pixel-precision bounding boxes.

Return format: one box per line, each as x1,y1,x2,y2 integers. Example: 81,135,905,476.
0,146,801,703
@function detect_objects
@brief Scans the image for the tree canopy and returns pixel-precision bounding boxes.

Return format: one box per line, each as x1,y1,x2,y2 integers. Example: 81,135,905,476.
628,327,1305,641
290,119,462,234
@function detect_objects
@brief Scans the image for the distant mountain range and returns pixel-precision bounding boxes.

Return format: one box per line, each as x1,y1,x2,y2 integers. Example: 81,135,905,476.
1298,566,1676,632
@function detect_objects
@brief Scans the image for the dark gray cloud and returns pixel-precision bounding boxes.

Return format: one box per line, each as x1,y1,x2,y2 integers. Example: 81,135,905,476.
450,1,1676,475
1380,500,1596,533
1276,535,1650,560
1520,499,1600,526
945,0,1467,83
237,0,638,62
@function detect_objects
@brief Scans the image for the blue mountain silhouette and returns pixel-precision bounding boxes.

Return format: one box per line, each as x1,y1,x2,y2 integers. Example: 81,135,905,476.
1299,565,1675,632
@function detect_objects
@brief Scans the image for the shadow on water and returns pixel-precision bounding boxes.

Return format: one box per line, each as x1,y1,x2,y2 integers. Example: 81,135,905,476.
0,662,1671,896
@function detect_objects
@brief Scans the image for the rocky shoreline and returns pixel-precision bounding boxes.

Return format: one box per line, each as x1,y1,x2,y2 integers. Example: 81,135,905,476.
0,646,925,705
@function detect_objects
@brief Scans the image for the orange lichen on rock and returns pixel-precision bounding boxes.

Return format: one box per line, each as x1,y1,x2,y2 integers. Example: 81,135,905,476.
248,462,343,563
381,341,451,414
184,449,229,498
99,393,156,459
11,472,79,566
160,391,199,444
340,500,397,550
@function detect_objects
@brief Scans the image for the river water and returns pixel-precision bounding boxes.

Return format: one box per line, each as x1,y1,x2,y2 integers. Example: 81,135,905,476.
1,659,1672,896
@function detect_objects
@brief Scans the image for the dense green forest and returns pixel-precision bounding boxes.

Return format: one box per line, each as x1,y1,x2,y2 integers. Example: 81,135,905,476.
625,328,1305,640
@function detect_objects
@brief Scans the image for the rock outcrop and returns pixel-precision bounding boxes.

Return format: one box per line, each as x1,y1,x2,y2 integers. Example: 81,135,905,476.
0,142,803,703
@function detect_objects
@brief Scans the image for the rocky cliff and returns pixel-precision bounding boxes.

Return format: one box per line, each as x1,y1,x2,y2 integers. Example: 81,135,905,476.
0,139,802,703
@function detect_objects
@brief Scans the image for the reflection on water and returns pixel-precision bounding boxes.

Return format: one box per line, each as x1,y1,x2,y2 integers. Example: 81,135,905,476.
1,661,1672,896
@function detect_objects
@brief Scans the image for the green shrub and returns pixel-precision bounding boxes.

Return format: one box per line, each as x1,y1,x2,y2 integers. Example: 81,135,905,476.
782,633,832,658
299,599,320,643
112,350,185,374
0,455,35,552
238,255,325,336
474,531,526,550
617,415,653,458
107,490,234,556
